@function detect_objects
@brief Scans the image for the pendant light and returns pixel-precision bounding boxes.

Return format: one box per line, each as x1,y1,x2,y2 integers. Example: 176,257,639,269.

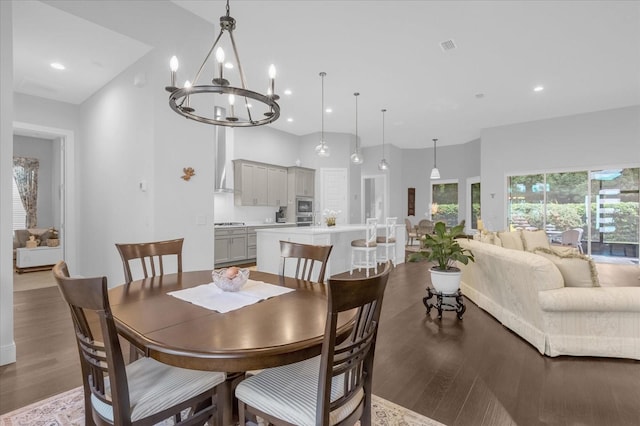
315,72,330,157
378,109,389,171
350,92,363,164
430,138,441,179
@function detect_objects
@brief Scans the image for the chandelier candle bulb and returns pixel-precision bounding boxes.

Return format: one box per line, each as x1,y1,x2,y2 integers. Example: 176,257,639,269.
227,94,238,121
182,80,194,112
215,47,226,85
166,56,179,91
269,64,276,98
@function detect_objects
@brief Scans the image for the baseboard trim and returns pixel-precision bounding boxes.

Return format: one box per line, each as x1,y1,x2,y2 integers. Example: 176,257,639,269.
0,341,17,365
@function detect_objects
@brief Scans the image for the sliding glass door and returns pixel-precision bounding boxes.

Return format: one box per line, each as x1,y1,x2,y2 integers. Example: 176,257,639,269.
508,167,639,263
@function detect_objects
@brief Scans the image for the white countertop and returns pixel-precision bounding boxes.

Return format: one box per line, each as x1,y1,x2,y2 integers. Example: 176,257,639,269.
256,224,401,234
214,222,295,229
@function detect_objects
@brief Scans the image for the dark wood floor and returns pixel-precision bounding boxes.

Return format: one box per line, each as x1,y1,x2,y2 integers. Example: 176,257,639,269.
1,262,639,425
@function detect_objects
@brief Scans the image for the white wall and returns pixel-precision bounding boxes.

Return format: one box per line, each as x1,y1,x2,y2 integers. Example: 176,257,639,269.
481,106,640,231
0,0,14,366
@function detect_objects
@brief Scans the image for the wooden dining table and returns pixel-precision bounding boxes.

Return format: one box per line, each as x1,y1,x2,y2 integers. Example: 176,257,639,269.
107,269,355,425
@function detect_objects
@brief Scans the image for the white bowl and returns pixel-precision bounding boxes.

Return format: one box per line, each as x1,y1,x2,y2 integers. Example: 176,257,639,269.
212,268,249,292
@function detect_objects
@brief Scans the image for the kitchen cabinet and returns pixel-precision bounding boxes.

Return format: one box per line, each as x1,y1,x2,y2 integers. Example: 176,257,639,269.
214,228,247,265
288,167,315,197
234,161,268,206
267,167,287,206
234,160,287,206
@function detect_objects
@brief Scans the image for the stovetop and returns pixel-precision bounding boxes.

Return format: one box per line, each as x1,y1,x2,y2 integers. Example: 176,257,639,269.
214,222,245,227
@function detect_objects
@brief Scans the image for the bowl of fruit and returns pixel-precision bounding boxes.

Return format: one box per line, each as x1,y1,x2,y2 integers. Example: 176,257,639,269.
212,266,249,292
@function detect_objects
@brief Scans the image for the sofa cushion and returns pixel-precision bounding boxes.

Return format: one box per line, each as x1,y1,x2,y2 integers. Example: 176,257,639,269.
533,248,599,287
497,230,524,251
521,230,551,252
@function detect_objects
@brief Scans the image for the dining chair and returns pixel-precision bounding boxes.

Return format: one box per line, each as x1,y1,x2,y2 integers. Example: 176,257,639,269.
350,218,378,277
404,218,417,246
279,240,333,283
52,261,226,426
376,217,397,265
416,219,434,243
115,238,184,283
235,261,392,426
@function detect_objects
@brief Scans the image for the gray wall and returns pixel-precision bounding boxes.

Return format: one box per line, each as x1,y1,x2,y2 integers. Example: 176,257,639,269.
13,135,55,228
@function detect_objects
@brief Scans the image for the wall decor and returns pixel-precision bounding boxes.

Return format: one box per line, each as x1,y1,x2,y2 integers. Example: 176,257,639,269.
181,167,196,181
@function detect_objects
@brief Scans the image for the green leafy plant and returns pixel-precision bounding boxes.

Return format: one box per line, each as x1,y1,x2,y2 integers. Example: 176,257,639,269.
408,221,474,270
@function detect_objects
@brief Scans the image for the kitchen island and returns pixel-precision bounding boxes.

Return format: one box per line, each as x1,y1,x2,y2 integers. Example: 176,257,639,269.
256,224,405,282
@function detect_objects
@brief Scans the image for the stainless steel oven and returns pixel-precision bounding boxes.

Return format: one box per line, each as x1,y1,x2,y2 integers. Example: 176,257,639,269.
296,215,313,226
296,197,313,215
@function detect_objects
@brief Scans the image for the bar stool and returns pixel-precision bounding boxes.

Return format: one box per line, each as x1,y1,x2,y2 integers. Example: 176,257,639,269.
350,218,378,277
377,217,397,264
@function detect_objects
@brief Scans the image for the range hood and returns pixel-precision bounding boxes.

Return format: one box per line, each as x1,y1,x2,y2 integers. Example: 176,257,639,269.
214,106,234,193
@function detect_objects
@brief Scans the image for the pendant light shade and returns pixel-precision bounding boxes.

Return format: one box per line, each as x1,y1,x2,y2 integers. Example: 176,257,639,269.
378,109,389,171
350,92,363,164
315,72,330,157
430,138,440,179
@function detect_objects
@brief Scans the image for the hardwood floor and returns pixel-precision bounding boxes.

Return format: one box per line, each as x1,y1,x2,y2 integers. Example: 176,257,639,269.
1,262,639,425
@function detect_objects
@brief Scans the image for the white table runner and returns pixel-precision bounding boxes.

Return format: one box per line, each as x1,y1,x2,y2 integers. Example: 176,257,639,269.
167,279,295,313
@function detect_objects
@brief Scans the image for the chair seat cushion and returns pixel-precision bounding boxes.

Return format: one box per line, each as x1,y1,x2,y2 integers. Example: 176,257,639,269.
376,236,396,244
236,356,364,426
91,356,226,422
351,239,377,248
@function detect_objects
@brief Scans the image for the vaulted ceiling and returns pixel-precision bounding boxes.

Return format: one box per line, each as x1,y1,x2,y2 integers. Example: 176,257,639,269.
12,1,640,148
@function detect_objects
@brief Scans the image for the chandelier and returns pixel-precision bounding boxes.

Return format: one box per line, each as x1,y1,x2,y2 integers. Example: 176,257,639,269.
430,138,441,179
315,72,330,157
378,109,389,171
166,0,280,127
350,92,363,164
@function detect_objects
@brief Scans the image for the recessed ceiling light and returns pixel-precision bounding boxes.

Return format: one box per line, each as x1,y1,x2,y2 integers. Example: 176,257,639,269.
284,89,292,95
533,85,544,92
325,108,332,113
475,93,485,99
287,118,293,122
50,62,65,70
224,63,234,69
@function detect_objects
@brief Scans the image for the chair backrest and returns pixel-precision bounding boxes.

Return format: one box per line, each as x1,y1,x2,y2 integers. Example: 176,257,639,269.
417,219,434,235
384,217,397,242
365,218,378,246
404,218,413,234
316,261,391,425
279,241,333,283
52,261,132,425
115,238,184,283
561,229,580,246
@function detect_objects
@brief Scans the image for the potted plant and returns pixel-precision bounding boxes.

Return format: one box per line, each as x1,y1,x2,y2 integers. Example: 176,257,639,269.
408,221,474,293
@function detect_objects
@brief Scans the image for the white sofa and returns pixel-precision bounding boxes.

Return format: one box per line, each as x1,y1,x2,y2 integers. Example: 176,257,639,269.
457,237,640,360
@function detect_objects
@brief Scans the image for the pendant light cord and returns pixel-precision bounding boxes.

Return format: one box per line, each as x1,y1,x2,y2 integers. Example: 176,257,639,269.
320,72,326,143
382,109,386,157
433,138,438,168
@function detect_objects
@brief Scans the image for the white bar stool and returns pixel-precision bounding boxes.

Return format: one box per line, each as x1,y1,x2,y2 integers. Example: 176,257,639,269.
350,218,378,277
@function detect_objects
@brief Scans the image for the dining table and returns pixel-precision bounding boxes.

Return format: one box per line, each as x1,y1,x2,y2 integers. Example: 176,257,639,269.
107,269,355,425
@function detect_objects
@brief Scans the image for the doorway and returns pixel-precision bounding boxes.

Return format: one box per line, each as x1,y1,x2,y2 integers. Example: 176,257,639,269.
361,174,387,223
12,121,76,271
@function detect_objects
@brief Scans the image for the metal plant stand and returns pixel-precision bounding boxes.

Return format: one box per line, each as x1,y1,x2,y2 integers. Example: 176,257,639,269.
423,287,466,320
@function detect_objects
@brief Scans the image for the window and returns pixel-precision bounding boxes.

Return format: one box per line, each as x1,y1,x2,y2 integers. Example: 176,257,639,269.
431,181,458,227
12,177,27,230
508,168,639,261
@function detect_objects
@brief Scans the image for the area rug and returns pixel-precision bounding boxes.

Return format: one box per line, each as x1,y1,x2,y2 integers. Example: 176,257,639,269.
0,386,445,426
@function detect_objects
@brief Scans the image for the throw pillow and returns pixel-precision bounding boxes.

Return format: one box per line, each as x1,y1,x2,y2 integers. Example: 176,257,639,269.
533,247,599,287
479,231,494,244
521,229,550,252
497,230,524,251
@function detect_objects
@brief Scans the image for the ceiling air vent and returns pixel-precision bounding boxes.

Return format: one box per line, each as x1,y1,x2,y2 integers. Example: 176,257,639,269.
440,39,457,52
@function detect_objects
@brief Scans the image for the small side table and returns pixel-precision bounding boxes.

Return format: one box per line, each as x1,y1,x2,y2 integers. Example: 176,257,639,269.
423,287,466,320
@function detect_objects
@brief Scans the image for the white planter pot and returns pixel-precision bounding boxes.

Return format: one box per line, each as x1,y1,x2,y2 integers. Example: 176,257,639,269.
429,267,462,294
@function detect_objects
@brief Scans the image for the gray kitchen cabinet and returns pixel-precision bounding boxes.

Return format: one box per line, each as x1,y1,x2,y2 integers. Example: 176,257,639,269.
214,228,247,265
267,166,287,206
234,161,268,206
288,166,315,198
